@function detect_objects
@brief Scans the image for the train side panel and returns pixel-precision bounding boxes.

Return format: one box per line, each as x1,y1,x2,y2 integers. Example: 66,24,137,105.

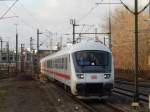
43,54,72,87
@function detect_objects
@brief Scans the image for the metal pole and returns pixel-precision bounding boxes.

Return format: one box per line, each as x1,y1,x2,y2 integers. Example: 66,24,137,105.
104,37,106,45
109,0,112,50
37,29,39,54
95,28,98,41
30,37,33,72
60,36,62,49
0,39,3,52
37,29,39,75
30,37,33,52
21,44,24,72
50,35,53,51
16,32,18,76
73,21,76,44
149,0,150,17
7,42,9,76
134,0,139,102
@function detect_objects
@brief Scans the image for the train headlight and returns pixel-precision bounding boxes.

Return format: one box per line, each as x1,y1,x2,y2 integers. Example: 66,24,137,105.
104,74,111,79
77,74,84,79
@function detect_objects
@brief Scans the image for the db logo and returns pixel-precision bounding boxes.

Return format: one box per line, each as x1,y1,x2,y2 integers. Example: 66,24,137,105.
91,75,97,79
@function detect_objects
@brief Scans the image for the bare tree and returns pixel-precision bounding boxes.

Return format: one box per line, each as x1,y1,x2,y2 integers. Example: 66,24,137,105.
103,8,150,80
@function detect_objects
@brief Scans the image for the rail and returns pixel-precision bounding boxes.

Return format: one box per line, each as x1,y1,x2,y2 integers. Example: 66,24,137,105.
43,80,126,112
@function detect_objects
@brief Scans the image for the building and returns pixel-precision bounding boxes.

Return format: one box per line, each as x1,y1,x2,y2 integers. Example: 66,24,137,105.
0,51,16,63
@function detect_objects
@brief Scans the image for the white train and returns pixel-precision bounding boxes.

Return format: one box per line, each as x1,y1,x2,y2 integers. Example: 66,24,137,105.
40,41,114,98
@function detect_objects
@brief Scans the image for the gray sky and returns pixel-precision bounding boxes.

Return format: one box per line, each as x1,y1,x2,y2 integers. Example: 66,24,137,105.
0,0,149,50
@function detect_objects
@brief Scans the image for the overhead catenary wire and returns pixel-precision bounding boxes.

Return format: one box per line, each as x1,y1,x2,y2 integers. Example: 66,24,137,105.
138,2,150,14
18,1,42,28
119,0,150,14
2,1,37,31
77,5,99,23
77,0,104,23
119,0,134,14
0,0,18,19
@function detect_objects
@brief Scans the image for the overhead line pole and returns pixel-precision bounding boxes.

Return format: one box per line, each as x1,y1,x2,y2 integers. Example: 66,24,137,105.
97,0,150,103
0,38,3,52
108,0,112,50
37,29,42,75
70,19,79,44
119,0,149,103
37,29,39,54
21,44,24,73
134,0,139,102
30,37,33,73
37,29,40,75
6,42,10,76
30,37,33,52
15,24,18,76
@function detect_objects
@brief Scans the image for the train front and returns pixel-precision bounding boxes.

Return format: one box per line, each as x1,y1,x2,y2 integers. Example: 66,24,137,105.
72,50,114,98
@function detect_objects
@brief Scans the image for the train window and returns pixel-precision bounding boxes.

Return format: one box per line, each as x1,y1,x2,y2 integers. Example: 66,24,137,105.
65,57,67,70
75,51,109,66
50,60,52,68
60,58,63,69
62,58,64,69
47,60,52,68
10,57,13,61
73,50,111,73
2,57,7,61
69,54,70,62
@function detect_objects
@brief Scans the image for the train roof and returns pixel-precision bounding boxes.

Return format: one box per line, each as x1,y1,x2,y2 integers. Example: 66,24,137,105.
40,41,111,62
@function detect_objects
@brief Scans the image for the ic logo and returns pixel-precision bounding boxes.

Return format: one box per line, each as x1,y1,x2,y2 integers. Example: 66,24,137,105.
91,75,97,80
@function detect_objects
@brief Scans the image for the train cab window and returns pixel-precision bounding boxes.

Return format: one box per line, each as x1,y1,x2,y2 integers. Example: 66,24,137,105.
76,52,90,66
75,51,108,66
73,50,111,73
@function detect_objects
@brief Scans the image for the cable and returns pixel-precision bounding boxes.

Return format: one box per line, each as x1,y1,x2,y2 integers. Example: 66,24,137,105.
2,1,37,31
77,1,104,23
0,0,18,19
138,2,150,14
18,1,44,28
119,0,134,14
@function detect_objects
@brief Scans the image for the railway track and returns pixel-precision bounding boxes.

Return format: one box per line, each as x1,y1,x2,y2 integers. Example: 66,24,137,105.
42,81,126,112
114,80,150,103
0,72,9,80
115,80,150,88
113,87,148,102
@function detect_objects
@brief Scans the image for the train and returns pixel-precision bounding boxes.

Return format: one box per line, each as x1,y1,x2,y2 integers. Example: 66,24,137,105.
40,41,114,99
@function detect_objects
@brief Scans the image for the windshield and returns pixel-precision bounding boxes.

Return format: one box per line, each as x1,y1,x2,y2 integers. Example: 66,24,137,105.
73,50,112,73
76,51,109,66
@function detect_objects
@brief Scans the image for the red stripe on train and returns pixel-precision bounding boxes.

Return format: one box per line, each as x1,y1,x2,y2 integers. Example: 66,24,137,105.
43,68,70,80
